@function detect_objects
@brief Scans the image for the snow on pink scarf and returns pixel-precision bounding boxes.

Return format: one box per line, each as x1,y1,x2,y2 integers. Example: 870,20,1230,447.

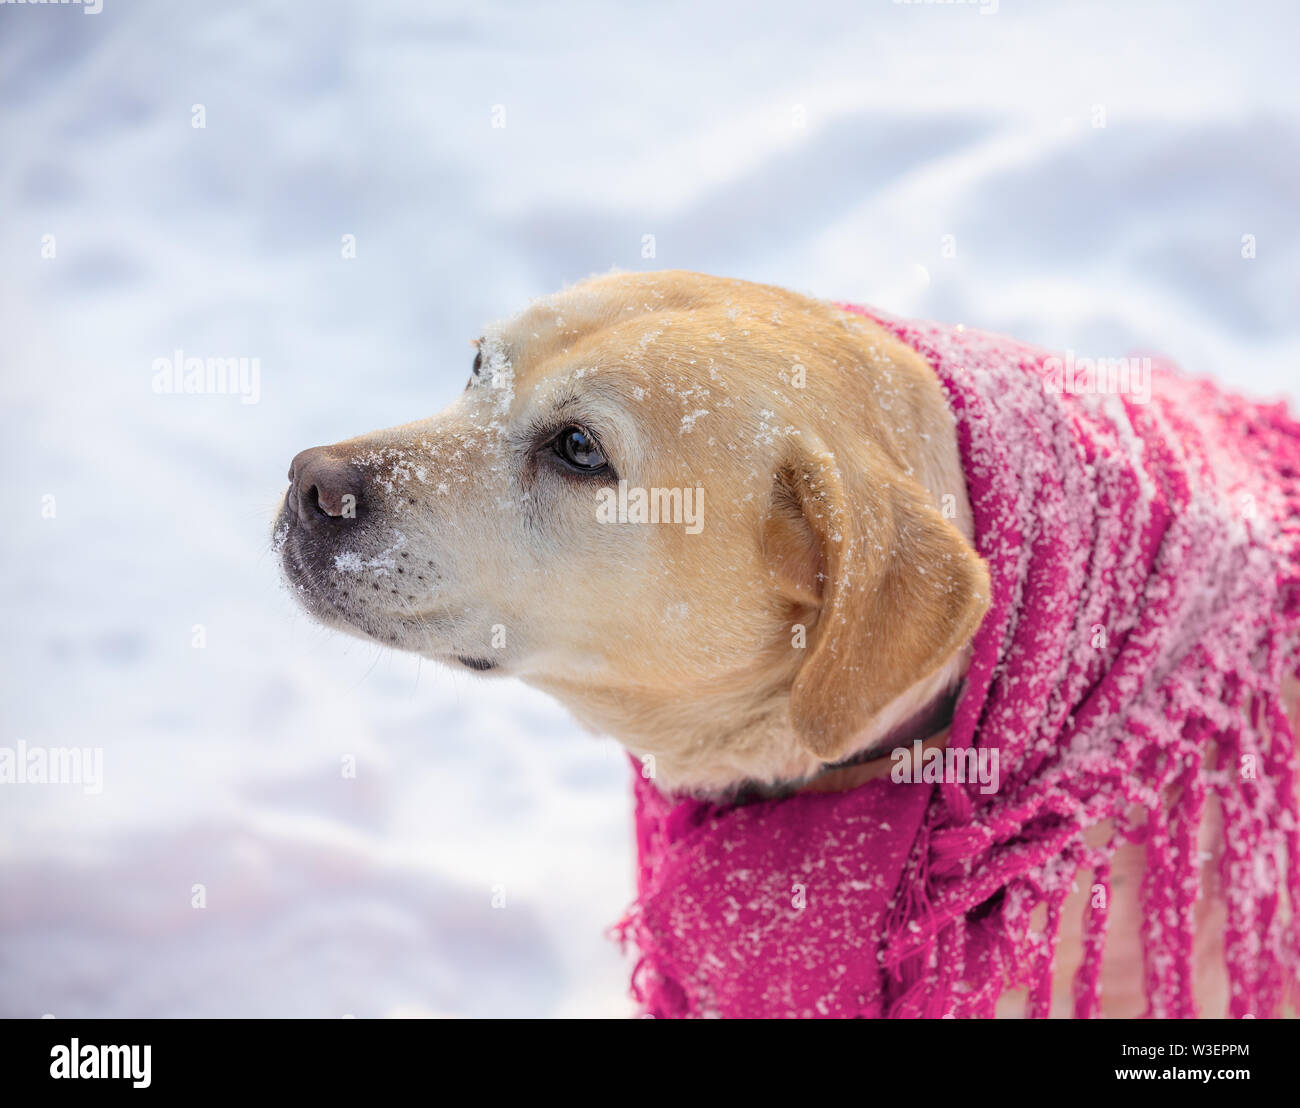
617,307,1300,1019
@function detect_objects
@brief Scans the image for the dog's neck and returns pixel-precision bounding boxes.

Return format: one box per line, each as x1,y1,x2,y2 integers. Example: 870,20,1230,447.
534,641,971,798
795,686,960,796
731,648,970,799
825,683,961,772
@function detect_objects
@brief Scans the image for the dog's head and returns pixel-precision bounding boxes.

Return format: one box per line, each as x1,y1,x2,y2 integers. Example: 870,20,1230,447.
277,271,989,791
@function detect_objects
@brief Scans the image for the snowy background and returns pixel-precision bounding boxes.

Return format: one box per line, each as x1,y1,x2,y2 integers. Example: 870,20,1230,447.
1,0,1297,1017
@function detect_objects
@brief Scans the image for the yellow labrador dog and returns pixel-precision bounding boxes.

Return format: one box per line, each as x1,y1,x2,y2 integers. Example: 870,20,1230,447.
276,270,1297,1017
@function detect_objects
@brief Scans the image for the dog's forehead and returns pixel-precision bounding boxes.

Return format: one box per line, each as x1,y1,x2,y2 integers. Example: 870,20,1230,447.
484,273,767,401
490,279,687,362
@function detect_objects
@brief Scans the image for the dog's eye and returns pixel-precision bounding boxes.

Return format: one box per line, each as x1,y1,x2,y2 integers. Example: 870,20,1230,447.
553,426,608,472
465,347,484,391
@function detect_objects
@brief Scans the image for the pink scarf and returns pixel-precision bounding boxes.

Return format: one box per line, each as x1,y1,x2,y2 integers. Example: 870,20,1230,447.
617,307,1300,1018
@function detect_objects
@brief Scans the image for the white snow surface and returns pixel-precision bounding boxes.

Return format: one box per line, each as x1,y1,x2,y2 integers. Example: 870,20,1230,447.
1,0,1297,1017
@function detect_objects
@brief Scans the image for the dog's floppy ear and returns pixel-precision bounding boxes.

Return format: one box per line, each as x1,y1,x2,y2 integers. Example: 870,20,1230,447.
766,438,989,762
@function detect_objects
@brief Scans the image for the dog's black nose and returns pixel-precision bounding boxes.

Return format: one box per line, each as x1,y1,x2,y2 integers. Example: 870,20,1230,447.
287,447,364,528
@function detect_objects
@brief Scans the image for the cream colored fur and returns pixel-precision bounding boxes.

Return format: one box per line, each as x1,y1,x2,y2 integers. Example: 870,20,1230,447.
281,270,987,792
